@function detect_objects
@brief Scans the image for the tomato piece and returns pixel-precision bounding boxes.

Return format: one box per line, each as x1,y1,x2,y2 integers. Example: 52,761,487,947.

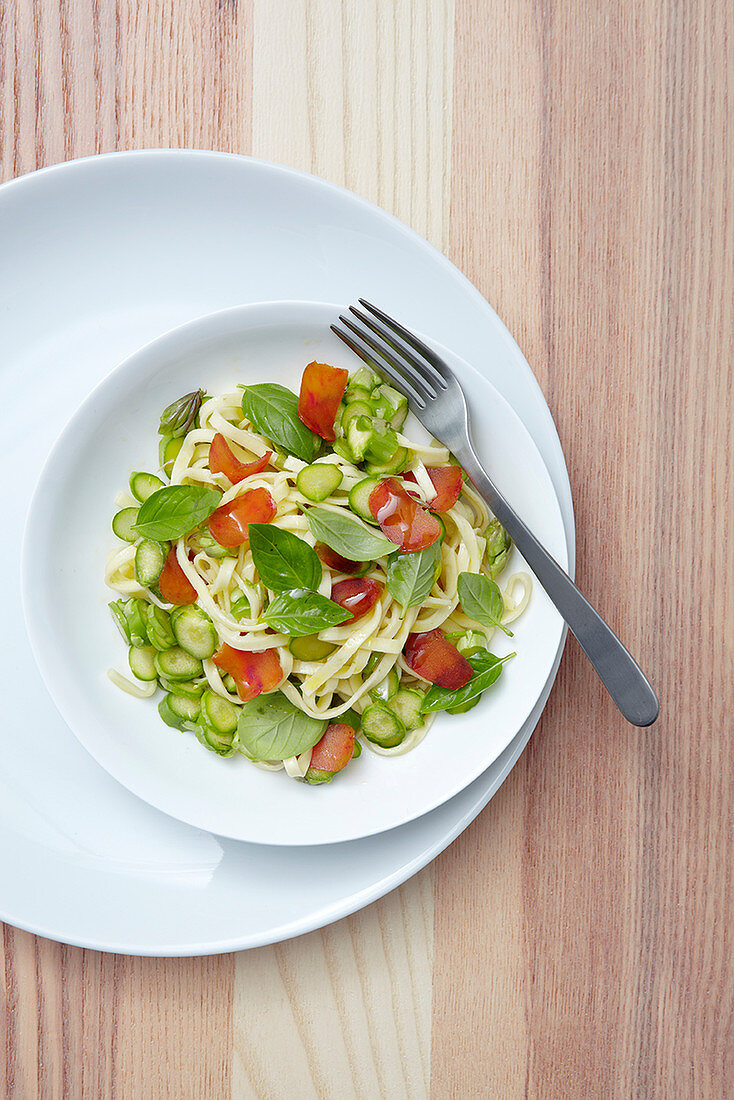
297,361,349,441
208,488,276,547
404,465,463,513
404,628,472,689
309,723,355,774
315,543,366,576
212,644,283,703
209,433,272,484
331,578,383,621
368,477,443,552
158,548,198,606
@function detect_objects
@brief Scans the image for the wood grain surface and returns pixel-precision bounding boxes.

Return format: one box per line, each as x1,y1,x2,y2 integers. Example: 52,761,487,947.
1,1,731,1097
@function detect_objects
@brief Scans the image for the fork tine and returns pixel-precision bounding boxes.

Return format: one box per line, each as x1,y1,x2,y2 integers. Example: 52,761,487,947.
336,315,430,408
331,324,427,410
347,306,442,398
357,299,449,391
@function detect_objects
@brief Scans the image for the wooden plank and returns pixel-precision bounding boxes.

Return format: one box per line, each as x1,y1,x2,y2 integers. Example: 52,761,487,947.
434,1,733,1096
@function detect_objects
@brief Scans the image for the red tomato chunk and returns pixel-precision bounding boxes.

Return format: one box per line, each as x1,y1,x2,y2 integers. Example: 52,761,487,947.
404,465,463,513
209,433,272,483
297,362,349,441
368,477,443,552
331,578,383,621
158,548,198,606
208,488,276,547
315,543,365,575
404,629,472,689
309,723,355,774
212,644,283,703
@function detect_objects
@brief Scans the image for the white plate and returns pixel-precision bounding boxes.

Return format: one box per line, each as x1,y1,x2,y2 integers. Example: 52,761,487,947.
24,302,566,846
2,151,574,951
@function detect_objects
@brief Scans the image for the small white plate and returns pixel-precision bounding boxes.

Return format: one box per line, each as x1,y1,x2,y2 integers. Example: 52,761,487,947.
23,300,567,846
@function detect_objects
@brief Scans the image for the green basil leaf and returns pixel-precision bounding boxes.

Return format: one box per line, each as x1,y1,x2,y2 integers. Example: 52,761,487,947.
241,383,318,462
263,588,351,636
248,524,322,593
306,507,395,562
420,649,515,714
133,485,221,540
237,692,326,761
457,572,513,638
386,542,442,608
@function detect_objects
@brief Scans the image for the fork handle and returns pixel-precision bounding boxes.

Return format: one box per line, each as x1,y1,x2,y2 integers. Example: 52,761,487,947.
456,448,659,727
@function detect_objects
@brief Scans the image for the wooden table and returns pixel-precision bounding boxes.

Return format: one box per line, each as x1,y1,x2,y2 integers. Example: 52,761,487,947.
2,2,731,1096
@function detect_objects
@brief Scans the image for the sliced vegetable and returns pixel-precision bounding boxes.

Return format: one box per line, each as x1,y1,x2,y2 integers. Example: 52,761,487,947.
364,427,399,467
263,589,351,636
369,667,399,703
195,723,237,757
331,578,383,622
158,389,204,437
171,605,218,660
154,646,204,682
129,471,166,503
297,362,349,441
371,384,408,429
390,688,425,731
128,645,157,681
361,703,406,748
158,548,198,606
368,478,443,553
212,643,283,702
288,636,337,661
192,533,239,560
348,477,381,522
340,399,374,430
134,485,221,541
111,507,140,542
306,507,395,561
403,628,472,689
109,600,132,643
134,539,167,587
200,690,239,734
404,465,463,513
447,695,481,715
485,517,512,578
332,438,357,464
241,383,319,462
158,694,190,731
159,677,205,699
315,543,370,577
144,604,177,650
168,693,201,722
126,599,149,647
236,692,325,761
421,650,515,713
159,434,184,476
345,416,373,462
306,723,356,781
364,446,410,476
208,488,276,547
209,433,272,483
449,629,489,657
345,366,379,397
248,524,322,592
296,462,343,503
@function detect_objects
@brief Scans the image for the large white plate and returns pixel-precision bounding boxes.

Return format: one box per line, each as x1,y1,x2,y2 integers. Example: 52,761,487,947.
1,151,573,952
24,302,566,846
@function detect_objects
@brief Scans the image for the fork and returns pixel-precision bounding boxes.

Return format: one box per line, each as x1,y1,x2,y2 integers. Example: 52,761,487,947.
332,300,659,727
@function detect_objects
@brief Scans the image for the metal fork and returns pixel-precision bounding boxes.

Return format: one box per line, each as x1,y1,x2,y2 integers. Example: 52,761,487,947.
332,300,659,727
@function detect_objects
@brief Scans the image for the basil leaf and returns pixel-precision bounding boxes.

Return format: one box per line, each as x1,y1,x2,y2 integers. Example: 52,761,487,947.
241,383,318,462
237,692,326,761
457,572,513,638
133,485,221,540
248,524,322,592
386,543,442,608
306,507,395,562
421,649,515,714
263,588,351,636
